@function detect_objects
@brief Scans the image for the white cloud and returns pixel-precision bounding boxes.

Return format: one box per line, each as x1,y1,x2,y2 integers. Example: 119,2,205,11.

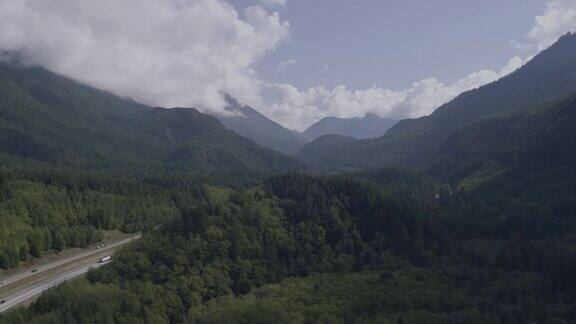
528,0,576,50
264,56,525,131
0,0,289,115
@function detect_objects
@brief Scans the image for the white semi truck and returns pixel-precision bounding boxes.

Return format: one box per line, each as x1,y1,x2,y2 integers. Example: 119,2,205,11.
99,256,111,263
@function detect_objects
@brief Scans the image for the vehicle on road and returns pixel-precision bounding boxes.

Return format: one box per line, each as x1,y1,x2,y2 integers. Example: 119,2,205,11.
1,300,5,304
31,269,38,273
99,256,111,263
1,280,7,285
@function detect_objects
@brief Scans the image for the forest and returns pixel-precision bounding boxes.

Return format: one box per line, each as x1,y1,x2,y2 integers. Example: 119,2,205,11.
0,170,575,323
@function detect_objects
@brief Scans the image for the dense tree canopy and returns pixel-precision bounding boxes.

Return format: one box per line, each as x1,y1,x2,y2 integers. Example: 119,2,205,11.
1,172,575,323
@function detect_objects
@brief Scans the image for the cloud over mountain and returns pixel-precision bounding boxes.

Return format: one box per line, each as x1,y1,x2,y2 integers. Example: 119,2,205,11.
0,0,574,131
265,57,524,131
0,0,288,115
528,0,576,50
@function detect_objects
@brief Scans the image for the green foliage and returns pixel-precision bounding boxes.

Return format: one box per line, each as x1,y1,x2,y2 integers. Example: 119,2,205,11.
0,168,211,269
193,262,575,324
3,173,575,323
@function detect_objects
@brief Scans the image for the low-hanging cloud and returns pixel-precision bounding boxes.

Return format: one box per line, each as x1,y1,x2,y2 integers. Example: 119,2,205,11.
264,57,524,131
528,0,576,50
0,0,288,114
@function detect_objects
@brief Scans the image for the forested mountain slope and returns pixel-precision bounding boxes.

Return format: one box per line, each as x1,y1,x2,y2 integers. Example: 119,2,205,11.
428,92,576,220
0,63,302,174
296,134,358,165
302,32,576,172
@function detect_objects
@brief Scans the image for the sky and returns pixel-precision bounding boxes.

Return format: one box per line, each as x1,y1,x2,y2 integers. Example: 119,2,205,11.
0,0,575,130
248,0,546,89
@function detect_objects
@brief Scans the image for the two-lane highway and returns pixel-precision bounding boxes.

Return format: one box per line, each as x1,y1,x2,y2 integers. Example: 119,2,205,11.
0,234,140,313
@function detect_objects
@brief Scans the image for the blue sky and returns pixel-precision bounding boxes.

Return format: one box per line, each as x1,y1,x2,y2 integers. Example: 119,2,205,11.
234,0,546,90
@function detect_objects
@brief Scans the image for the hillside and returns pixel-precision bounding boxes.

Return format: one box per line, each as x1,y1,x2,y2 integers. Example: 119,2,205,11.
428,92,576,217
296,134,358,166
0,63,302,174
302,33,576,172
216,96,306,155
302,114,398,142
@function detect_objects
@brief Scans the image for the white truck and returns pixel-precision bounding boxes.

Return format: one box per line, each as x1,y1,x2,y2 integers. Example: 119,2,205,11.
99,256,111,263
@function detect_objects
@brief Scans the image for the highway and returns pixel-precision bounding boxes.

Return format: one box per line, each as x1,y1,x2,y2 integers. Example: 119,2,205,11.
0,234,140,313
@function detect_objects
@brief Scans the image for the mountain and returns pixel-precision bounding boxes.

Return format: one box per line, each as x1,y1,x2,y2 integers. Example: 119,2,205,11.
0,63,302,174
302,33,576,172
429,92,576,197
421,92,576,235
302,114,398,142
216,96,306,155
296,134,358,166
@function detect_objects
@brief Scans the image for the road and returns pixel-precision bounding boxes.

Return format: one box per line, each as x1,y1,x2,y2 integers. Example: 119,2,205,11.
0,234,140,313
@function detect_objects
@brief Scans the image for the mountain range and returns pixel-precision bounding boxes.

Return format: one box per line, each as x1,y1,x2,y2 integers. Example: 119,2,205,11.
3,32,576,182
0,63,302,175
298,32,576,172
214,99,398,155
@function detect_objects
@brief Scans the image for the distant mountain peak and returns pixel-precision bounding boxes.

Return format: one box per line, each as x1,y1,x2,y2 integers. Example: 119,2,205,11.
215,95,306,155
303,114,398,142
222,95,263,119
